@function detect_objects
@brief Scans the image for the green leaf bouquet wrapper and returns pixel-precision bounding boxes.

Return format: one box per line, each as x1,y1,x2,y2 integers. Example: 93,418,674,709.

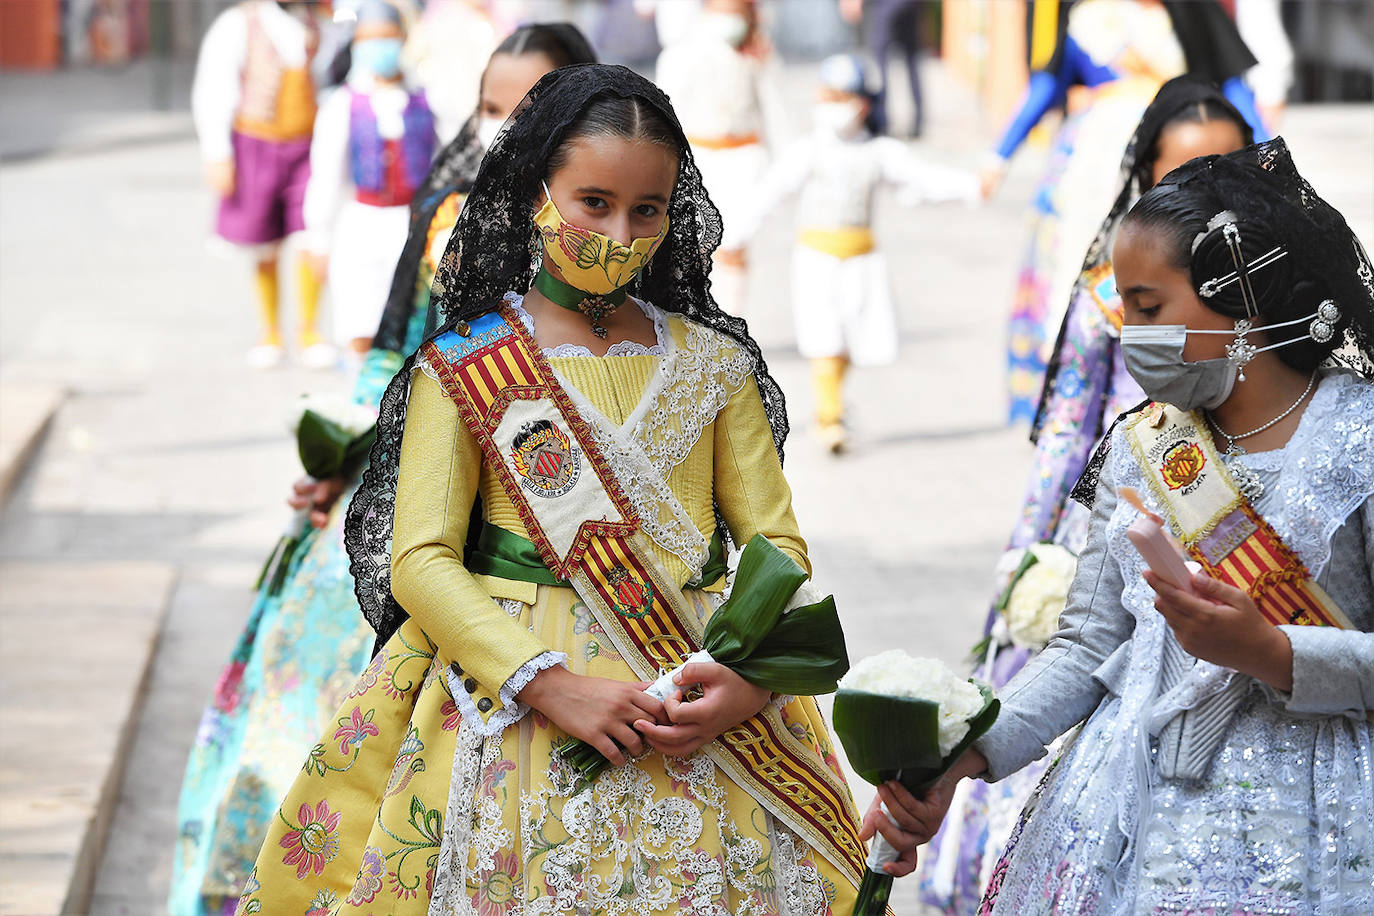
556,534,849,792
832,682,1000,915
255,406,377,596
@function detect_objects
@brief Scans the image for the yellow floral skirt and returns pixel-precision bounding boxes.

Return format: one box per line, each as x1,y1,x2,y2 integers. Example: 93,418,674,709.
235,586,861,915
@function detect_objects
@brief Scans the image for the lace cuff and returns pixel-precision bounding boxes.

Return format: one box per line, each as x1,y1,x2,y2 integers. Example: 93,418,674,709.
448,650,568,738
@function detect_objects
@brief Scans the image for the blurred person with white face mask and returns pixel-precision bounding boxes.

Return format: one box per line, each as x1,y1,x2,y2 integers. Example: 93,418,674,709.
731,54,979,453
301,0,436,366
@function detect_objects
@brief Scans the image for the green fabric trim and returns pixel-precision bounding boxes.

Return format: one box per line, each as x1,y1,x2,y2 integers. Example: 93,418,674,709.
468,523,727,589
533,266,629,312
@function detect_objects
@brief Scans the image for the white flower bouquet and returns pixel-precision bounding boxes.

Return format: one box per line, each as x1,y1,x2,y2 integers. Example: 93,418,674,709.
1003,543,1077,650
832,650,999,915
255,393,378,595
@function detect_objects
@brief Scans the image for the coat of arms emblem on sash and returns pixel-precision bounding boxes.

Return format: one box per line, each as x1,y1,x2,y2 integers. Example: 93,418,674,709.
511,419,581,498
607,564,655,619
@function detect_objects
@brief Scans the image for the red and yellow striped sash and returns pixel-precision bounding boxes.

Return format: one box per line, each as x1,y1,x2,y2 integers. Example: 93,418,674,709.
422,306,869,885
1128,403,1352,630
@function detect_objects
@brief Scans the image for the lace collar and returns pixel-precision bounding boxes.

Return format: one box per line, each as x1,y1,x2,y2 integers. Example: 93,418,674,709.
503,291,668,359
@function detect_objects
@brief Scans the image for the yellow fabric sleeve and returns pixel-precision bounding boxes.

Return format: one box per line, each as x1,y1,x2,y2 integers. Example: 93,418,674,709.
390,370,554,693
712,374,812,575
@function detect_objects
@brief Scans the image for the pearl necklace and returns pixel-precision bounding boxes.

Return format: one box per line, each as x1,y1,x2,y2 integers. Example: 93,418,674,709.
1207,372,1317,500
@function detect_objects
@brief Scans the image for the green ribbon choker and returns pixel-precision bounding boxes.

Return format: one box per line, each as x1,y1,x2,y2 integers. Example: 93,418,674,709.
532,267,630,339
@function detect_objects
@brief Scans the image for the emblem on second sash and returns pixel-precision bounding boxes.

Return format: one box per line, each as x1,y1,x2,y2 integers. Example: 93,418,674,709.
1160,441,1206,491
512,419,581,499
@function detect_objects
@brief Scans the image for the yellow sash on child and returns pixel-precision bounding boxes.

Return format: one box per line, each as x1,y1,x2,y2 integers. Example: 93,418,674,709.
421,306,869,887
798,226,876,259
1127,402,1354,629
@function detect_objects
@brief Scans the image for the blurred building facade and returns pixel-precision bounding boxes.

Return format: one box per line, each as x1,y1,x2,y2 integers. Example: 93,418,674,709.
3,0,1369,111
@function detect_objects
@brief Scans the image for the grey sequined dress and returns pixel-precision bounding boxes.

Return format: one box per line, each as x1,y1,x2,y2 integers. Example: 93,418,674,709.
973,370,1374,915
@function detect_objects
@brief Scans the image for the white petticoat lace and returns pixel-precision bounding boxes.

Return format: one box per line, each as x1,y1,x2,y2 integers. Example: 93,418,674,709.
429,720,832,916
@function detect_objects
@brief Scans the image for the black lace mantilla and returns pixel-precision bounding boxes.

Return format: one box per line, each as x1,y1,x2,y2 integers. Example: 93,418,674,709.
345,64,791,650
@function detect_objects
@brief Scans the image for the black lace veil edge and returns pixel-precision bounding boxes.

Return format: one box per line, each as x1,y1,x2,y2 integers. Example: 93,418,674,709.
1030,76,1254,443
348,64,791,648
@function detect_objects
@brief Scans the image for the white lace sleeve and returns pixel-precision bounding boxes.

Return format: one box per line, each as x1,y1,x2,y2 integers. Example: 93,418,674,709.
447,650,568,738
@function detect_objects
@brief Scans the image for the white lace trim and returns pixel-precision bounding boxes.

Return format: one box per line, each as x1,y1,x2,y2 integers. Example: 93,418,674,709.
631,317,754,476
430,722,833,916
505,291,669,358
427,720,486,916
556,373,712,572
447,649,567,739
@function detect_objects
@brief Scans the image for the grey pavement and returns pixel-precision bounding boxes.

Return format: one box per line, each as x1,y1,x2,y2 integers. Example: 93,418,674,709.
0,57,1370,916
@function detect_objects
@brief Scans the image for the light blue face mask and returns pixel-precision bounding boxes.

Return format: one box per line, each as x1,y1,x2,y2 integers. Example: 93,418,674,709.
353,37,403,79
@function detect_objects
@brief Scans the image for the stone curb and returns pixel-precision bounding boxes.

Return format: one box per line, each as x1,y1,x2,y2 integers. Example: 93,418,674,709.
0,561,177,915
0,385,65,507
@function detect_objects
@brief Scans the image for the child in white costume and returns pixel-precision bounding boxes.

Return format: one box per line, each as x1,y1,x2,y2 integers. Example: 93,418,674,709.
303,0,436,361
743,55,978,451
655,0,783,317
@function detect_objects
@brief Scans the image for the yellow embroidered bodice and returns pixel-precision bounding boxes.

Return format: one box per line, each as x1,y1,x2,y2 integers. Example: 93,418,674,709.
390,314,808,700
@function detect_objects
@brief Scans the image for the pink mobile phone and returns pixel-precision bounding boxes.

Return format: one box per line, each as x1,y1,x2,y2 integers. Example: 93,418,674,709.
1126,516,1194,591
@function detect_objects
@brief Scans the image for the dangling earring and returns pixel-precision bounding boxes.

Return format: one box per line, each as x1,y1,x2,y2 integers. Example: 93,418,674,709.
528,222,543,275
1226,318,1258,382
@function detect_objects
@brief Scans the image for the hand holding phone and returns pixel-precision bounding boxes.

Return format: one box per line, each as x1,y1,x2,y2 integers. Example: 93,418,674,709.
1126,516,1194,591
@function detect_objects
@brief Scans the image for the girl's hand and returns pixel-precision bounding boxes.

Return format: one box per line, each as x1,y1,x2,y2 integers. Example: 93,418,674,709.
633,662,770,758
860,744,984,858
518,666,666,766
1143,569,1294,691
858,790,920,876
286,475,346,528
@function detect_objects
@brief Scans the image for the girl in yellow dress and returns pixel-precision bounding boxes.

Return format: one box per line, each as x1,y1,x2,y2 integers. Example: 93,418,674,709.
235,63,871,916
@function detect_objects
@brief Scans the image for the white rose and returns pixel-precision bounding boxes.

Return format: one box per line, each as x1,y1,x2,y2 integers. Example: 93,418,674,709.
840,650,987,757
1005,544,1078,650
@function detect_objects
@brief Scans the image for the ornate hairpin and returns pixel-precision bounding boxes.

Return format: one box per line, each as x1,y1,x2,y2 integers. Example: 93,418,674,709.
1195,218,1293,383
1309,299,1340,344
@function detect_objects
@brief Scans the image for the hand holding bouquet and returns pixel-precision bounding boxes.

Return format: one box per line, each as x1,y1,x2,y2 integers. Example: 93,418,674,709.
255,394,377,595
833,650,999,915
556,534,849,791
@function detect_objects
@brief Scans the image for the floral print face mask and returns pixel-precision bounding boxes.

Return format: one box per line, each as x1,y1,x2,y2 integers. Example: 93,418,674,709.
532,182,669,295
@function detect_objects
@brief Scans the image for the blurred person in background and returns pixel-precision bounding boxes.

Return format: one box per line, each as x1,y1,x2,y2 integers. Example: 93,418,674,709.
191,0,332,370
302,0,437,369
1234,0,1295,135
404,0,506,142
987,0,1264,425
839,0,927,138
916,76,1254,916
656,0,782,317
169,25,597,916
737,53,978,453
